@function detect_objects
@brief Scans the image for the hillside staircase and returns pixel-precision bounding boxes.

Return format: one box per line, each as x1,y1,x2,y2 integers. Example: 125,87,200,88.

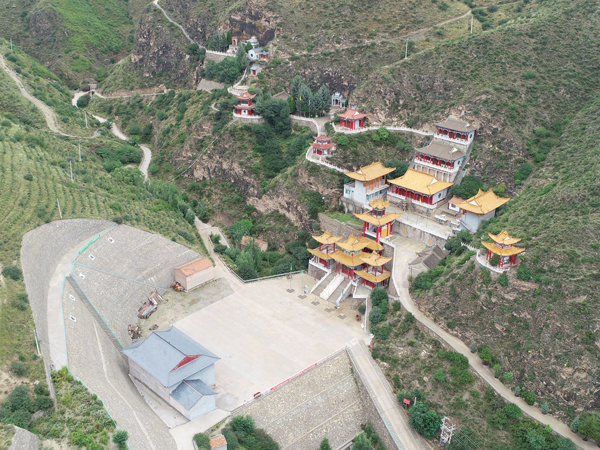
319,274,344,301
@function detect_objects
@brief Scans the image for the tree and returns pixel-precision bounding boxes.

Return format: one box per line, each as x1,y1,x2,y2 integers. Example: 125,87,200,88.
498,273,509,286
77,94,90,108
337,135,349,146
541,402,549,414
505,403,522,418
2,265,22,281
409,402,442,439
226,31,232,45
319,437,332,450
112,430,129,449
503,372,513,382
236,44,248,71
316,85,330,116
297,84,312,115
237,264,259,281
352,433,371,450
290,75,304,99
230,220,253,245
255,97,291,136
521,390,537,405
385,159,409,179
517,264,532,281
450,175,484,199
370,288,389,314
193,433,211,450
569,416,580,432
578,414,600,441
369,307,384,324
478,345,492,365
231,415,255,434
526,430,546,450
514,386,521,396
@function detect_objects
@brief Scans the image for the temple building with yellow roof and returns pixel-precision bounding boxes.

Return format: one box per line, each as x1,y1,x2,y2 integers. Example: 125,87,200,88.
387,168,453,212
482,230,525,268
342,161,395,209
354,198,402,243
308,231,391,289
455,189,510,232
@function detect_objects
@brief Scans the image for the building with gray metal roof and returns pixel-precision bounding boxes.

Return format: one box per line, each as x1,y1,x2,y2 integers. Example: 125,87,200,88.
122,326,219,420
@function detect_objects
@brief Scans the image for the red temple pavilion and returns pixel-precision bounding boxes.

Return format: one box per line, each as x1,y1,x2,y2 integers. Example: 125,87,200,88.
310,135,336,157
338,108,367,130
354,198,402,243
234,92,257,117
481,230,526,268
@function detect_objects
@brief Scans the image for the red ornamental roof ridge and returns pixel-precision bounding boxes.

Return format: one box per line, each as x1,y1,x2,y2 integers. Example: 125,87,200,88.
315,135,331,141
236,104,255,110
236,92,256,100
310,142,336,150
171,354,200,371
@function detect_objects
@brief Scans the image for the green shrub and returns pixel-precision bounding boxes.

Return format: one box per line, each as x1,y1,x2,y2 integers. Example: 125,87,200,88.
392,301,401,312
77,95,90,108
541,402,549,414
493,364,501,378
526,430,546,450
498,273,508,286
337,135,349,146
33,395,54,411
2,265,22,281
409,402,441,439
112,430,129,448
505,403,522,418
370,288,389,314
478,345,492,365
319,437,332,450
503,372,513,382
578,414,600,441
521,389,537,405
231,415,255,434
23,173,33,181
10,362,27,377
193,433,211,450
433,369,446,383
2,386,32,412
569,416,580,432
557,438,577,450
517,264,532,281
514,386,521,396
369,307,385,324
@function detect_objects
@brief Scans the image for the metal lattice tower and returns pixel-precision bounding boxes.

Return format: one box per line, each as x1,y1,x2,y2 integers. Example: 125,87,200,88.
440,416,457,446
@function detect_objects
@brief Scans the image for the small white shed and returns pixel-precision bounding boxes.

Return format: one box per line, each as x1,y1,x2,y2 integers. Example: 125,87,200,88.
174,257,215,291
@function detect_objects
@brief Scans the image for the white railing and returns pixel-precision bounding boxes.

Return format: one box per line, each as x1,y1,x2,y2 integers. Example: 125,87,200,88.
413,159,461,174
206,49,229,56
476,250,509,274
232,112,263,120
290,115,321,134
335,280,354,307
320,274,343,300
309,262,331,294
332,124,433,136
387,191,436,209
305,149,345,173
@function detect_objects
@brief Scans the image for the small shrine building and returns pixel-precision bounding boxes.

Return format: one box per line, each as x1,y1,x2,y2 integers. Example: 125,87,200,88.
356,253,392,289
234,92,258,117
307,231,341,269
343,161,395,207
331,92,345,108
454,189,510,232
310,135,336,157
387,168,453,210
354,198,402,243
338,108,367,130
434,115,477,145
481,230,525,268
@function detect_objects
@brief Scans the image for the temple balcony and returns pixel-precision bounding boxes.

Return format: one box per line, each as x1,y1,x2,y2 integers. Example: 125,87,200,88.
388,191,437,209
436,134,473,145
414,159,461,174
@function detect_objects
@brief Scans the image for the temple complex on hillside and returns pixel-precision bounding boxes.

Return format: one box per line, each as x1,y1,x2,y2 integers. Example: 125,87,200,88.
308,232,391,289
454,189,510,232
234,92,259,117
387,169,453,212
434,115,477,145
412,142,466,183
310,135,336,157
481,230,525,268
342,162,395,209
338,108,367,130
354,199,402,243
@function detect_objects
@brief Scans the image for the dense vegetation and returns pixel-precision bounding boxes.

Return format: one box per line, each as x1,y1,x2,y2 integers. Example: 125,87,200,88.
194,415,279,450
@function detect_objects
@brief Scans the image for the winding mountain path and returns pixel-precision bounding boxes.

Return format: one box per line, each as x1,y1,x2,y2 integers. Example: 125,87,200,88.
390,236,595,450
72,92,152,179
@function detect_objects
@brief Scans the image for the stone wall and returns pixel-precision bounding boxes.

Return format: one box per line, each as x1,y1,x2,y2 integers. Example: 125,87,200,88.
392,220,448,247
339,196,370,215
318,213,363,240
307,262,327,280
347,348,398,450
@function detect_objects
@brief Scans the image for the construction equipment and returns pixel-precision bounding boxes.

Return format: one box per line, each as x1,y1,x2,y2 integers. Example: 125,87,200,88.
128,325,141,340
171,281,183,291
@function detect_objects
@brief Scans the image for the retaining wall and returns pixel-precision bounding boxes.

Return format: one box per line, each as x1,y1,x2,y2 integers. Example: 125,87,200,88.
392,220,448,247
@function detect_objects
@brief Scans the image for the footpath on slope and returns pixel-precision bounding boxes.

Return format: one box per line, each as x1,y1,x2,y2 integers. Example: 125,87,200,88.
391,237,596,450
72,92,152,179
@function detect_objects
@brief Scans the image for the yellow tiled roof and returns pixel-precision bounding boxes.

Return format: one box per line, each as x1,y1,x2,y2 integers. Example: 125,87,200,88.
388,169,453,195
354,212,402,226
344,162,395,182
360,253,392,267
455,189,510,215
307,248,335,260
355,269,391,283
369,198,390,209
488,230,521,245
330,251,366,267
336,234,384,252
312,230,342,245
482,241,526,257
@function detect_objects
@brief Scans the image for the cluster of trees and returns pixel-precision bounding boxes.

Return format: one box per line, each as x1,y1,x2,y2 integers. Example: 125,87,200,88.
205,31,232,52
204,44,248,84
194,415,278,450
450,175,485,199
368,288,401,340
96,144,142,172
288,76,330,117
184,44,206,67
254,94,292,137
0,384,54,428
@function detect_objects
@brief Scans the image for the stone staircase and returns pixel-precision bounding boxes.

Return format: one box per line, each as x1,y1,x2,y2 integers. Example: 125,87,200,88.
311,272,335,297
319,274,343,301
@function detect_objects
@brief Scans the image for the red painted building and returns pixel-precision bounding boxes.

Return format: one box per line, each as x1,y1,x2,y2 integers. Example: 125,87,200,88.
310,135,336,157
338,108,367,130
234,92,257,117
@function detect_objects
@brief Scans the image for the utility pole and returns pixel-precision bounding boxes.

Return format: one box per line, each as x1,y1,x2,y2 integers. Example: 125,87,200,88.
78,141,82,162
405,40,408,59
70,160,73,182
471,15,474,34
57,198,62,219
84,111,88,128
10,38,13,51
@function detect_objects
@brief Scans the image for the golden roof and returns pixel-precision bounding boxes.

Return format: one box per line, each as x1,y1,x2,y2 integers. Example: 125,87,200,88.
330,251,367,267
360,253,392,267
344,162,395,182
482,241,526,257
388,169,453,195
488,230,521,245
312,230,342,245
355,269,391,283
455,189,510,215
336,234,384,252
369,198,390,209
307,247,335,260
354,212,402,226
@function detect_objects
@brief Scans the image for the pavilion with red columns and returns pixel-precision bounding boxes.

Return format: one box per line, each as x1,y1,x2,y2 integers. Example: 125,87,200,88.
354,198,402,243
481,230,526,268
234,92,257,116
